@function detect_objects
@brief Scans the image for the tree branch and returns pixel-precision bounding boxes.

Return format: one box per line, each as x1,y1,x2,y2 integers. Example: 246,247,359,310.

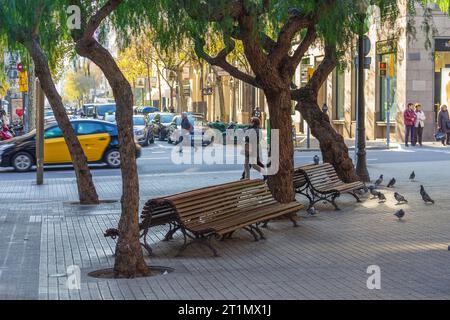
194,37,260,88
286,25,317,73
291,44,336,100
270,13,312,65
85,0,123,39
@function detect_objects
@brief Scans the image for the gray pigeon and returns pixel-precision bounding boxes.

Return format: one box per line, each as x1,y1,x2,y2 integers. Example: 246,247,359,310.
409,171,415,181
307,207,317,216
368,186,380,198
394,209,405,220
420,185,435,204
394,192,408,204
378,192,386,202
387,178,396,188
374,175,383,186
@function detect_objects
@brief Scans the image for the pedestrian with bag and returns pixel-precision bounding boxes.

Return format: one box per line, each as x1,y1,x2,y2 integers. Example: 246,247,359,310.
241,117,266,180
404,103,417,147
437,104,450,146
414,103,426,147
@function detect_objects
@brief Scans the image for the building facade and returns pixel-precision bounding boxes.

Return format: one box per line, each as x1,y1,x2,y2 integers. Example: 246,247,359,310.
306,2,450,142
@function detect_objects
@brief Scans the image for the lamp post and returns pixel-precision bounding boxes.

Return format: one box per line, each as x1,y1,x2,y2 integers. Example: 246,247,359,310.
355,0,370,182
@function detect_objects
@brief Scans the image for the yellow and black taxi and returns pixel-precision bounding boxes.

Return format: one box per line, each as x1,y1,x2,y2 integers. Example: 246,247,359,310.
0,119,141,172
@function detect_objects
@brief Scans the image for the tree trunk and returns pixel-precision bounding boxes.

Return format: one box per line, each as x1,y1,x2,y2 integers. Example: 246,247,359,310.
295,90,359,183
75,38,149,278
176,70,187,112
25,38,99,205
265,89,295,204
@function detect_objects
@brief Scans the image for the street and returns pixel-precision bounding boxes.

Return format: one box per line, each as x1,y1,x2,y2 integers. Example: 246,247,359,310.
1,141,450,181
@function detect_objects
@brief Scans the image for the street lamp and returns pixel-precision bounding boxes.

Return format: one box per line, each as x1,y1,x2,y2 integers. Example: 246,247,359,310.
355,0,370,182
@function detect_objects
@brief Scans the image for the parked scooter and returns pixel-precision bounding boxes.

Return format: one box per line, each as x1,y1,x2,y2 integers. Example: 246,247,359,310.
0,123,14,141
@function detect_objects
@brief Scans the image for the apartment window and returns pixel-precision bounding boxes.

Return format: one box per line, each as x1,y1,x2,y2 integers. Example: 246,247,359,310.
334,68,345,120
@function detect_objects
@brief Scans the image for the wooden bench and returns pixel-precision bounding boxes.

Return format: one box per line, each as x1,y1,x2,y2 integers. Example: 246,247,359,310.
106,179,304,257
294,163,365,210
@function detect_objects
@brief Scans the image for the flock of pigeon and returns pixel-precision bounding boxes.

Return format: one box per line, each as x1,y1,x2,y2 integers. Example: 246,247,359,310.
307,170,435,221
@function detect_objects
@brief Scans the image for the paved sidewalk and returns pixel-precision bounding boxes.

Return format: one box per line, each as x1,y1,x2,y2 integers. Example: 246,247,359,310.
1,161,450,299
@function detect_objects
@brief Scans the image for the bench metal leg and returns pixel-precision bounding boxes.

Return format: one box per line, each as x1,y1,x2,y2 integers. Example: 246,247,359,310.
243,226,259,241
330,194,341,210
348,192,362,203
253,224,266,240
163,223,180,241
176,234,219,257
140,229,153,256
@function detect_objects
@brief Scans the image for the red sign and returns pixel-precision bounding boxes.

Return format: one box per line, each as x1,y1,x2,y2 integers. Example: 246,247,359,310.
15,108,24,117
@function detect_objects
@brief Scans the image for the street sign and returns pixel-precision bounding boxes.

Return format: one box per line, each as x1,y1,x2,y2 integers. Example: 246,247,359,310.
389,54,395,77
18,70,28,92
136,77,145,88
307,67,315,80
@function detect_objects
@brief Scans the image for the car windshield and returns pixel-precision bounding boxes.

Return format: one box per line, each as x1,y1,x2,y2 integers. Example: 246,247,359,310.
96,104,116,116
133,117,145,126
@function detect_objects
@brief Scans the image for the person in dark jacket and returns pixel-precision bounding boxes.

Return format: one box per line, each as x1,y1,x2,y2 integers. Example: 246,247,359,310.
438,104,450,146
176,112,195,153
404,103,417,147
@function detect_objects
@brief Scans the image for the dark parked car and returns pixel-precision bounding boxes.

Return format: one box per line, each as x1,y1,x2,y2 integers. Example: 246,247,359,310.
147,112,175,141
0,119,141,172
167,114,213,145
133,115,154,146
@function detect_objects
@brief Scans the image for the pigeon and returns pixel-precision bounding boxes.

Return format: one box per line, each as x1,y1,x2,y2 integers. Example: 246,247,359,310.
409,171,415,181
378,192,386,202
374,175,383,187
307,207,317,216
394,209,405,220
420,185,435,204
368,186,380,198
394,192,408,204
387,178,396,188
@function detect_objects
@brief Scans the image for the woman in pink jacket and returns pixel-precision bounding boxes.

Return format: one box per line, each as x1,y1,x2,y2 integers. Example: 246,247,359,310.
404,103,417,147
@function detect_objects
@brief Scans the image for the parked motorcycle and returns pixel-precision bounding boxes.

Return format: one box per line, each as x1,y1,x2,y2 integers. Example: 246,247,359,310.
0,123,14,141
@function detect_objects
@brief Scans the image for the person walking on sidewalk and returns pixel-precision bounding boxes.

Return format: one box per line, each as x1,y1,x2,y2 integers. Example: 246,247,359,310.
414,103,426,147
404,103,417,147
241,117,266,180
176,112,196,153
438,104,450,146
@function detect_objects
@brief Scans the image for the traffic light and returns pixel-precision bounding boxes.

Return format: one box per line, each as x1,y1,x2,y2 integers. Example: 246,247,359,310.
17,63,23,72
379,62,387,76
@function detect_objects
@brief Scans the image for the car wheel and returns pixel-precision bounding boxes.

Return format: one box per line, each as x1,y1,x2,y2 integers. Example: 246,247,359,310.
12,152,34,172
104,149,121,168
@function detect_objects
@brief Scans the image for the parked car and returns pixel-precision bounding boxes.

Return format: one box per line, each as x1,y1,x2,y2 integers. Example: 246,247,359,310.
134,106,159,115
0,119,141,172
208,121,250,145
147,112,175,140
167,114,213,145
104,112,116,123
82,103,116,120
133,115,154,146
